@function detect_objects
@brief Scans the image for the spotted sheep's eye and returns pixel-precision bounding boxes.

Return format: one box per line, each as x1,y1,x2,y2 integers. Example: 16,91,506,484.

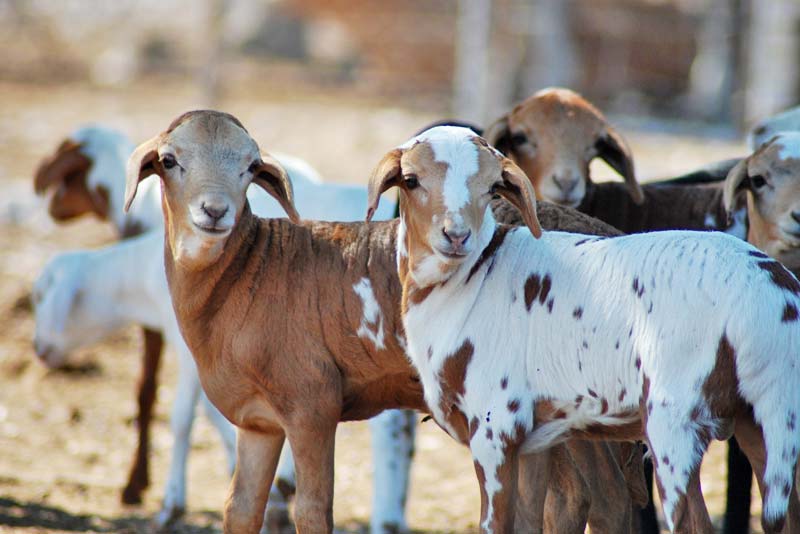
404,174,420,190
161,154,177,169
489,182,501,200
750,174,767,189
248,160,261,174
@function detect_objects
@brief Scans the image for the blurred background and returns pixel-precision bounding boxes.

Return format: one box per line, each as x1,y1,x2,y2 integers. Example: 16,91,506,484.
0,1,798,533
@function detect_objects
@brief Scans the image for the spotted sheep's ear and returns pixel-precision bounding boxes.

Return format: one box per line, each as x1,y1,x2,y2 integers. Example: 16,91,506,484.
366,148,403,222
34,139,91,195
595,125,643,205
496,157,543,239
251,152,301,224
124,135,161,212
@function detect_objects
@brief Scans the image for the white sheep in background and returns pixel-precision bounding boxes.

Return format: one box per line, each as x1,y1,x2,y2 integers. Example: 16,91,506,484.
750,105,800,150
367,125,800,534
33,125,410,533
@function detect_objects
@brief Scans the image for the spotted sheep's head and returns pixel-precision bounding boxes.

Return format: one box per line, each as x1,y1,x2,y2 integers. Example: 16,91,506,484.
724,132,800,272
124,110,300,268
485,87,641,208
366,126,541,286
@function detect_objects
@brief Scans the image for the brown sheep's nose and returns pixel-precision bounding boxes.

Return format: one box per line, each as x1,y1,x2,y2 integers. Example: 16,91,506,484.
791,211,800,225
553,173,579,194
442,227,471,247
201,202,228,221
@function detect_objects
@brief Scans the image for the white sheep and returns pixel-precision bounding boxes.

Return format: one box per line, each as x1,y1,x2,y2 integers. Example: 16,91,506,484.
33,125,410,532
367,125,800,534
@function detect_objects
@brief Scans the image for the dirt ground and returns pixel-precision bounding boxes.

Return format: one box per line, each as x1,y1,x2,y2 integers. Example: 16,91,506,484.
0,79,764,533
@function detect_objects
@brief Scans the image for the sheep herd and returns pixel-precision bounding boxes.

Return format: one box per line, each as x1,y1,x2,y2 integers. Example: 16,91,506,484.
30,89,800,534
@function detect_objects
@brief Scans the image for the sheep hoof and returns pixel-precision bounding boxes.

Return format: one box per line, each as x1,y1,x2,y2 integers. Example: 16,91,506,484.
120,483,144,505
152,505,185,532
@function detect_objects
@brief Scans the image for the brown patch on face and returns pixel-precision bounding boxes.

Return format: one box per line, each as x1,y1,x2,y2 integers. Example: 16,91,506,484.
466,226,509,283
783,302,799,322
758,260,800,295
500,376,508,390
507,399,521,413
572,307,583,319
618,388,627,403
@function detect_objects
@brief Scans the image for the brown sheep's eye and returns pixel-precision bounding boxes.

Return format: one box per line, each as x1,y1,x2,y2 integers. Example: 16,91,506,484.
510,132,527,147
404,174,419,190
490,183,501,199
162,154,177,169
750,175,767,189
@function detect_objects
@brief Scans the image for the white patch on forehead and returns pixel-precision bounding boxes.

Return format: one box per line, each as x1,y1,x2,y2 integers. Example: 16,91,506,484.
353,277,386,350
776,133,800,161
399,126,480,212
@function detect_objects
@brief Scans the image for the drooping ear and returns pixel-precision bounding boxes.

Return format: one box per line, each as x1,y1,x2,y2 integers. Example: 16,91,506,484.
595,126,643,205
723,158,750,215
495,158,542,238
34,140,91,194
124,135,161,212
366,148,403,222
252,152,300,223
485,114,512,156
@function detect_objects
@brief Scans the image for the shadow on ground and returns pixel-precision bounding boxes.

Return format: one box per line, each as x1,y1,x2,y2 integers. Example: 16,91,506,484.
0,496,221,533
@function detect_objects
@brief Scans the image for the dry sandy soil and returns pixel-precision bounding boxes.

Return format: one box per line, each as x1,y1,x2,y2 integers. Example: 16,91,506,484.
0,80,764,533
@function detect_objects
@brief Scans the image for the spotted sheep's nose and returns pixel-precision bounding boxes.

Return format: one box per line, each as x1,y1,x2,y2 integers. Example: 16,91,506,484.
442,227,471,248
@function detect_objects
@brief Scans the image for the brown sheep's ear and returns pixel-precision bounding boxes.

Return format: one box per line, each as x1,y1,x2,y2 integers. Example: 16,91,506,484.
34,140,91,195
366,148,403,222
596,126,643,205
252,153,300,223
125,136,161,212
723,158,750,216
485,114,512,156
496,158,542,239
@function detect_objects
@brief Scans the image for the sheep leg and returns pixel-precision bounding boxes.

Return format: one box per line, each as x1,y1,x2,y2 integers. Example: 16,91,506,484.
572,441,633,534
200,391,237,473
514,450,549,534
263,444,296,534
224,428,285,534
543,443,589,534
369,409,416,534
723,437,753,534
152,349,202,530
645,406,712,533
286,421,337,533
122,327,163,505
472,436,520,534
734,413,800,534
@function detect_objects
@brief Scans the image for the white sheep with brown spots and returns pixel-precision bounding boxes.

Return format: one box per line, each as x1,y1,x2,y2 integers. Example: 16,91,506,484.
368,125,800,534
